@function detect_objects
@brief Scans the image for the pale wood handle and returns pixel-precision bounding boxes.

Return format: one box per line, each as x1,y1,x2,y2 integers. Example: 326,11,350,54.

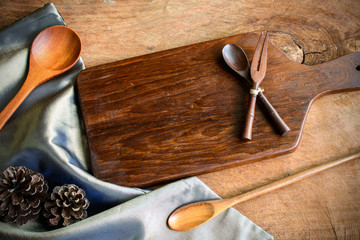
230,152,360,205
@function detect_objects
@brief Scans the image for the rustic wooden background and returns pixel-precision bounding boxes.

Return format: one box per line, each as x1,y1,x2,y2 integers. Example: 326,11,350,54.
1,0,360,239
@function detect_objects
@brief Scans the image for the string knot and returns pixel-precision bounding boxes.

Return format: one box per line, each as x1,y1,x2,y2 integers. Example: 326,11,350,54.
250,88,264,96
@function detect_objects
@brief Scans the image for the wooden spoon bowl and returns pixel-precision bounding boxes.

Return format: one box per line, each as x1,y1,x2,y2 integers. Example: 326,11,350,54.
0,25,82,130
32,26,81,71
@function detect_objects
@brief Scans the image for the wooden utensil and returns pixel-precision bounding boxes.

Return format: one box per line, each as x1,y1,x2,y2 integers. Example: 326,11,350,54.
243,32,269,141
222,43,290,136
168,152,360,231
0,25,82,130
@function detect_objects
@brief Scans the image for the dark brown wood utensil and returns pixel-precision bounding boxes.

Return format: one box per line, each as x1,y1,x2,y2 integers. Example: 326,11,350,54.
222,43,290,136
77,32,360,188
243,32,269,141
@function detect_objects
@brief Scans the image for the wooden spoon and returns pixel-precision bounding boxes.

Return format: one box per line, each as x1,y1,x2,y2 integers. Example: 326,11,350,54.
167,152,360,231
0,25,82,130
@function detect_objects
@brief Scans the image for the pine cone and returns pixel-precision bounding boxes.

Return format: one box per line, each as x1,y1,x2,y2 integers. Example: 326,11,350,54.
0,166,49,225
43,184,89,227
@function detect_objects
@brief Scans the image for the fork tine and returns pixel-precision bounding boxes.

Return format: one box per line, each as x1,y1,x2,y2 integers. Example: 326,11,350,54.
258,32,269,76
250,32,265,76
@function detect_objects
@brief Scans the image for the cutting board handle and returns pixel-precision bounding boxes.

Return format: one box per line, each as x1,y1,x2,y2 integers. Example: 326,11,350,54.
303,52,360,97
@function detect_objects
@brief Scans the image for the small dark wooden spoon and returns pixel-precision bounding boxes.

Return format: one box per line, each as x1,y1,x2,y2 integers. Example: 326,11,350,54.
0,25,82,130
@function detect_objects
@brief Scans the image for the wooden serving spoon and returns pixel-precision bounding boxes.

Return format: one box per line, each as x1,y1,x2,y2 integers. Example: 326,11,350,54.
167,152,360,231
0,25,82,130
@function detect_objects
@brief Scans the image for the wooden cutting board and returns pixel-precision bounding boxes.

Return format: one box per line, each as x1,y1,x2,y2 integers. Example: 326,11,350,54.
77,32,360,188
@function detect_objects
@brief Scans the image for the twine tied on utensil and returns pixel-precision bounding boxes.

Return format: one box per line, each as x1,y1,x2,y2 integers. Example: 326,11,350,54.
249,88,264,95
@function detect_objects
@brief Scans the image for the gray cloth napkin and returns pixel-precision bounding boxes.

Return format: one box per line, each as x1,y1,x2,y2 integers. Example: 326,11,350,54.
0,3,273,239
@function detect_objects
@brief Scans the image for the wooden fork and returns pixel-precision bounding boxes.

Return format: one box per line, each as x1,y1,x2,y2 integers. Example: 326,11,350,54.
242,32,269,141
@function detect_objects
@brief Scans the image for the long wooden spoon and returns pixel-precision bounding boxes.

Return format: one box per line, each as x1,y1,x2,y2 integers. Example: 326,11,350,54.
168,152,360,231
0,25,82,130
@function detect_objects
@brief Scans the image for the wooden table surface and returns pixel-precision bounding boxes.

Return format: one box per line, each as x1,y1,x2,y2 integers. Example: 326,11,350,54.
1,1,360,239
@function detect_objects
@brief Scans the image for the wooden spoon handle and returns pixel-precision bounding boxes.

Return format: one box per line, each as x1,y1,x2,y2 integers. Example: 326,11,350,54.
0,82,33,130
242,93,257,141
229,152,360,206
257,91,291,136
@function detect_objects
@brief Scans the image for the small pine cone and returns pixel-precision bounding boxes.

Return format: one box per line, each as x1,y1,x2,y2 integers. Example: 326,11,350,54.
0,166,49,225
43,184,89,227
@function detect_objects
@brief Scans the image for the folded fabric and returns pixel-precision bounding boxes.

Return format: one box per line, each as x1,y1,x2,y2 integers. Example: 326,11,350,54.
0,3,273,239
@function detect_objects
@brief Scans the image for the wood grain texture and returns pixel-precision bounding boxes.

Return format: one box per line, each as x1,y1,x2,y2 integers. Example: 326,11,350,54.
77,32,360,187
1,1,360,239
1,0,358,67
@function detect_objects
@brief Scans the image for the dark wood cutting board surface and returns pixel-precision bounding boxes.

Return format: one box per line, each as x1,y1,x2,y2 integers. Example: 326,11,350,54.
77,33,360,188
